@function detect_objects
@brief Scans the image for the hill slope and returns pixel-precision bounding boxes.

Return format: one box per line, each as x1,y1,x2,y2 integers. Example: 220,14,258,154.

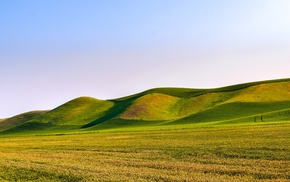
2,78,290,134
0,111,48,132
3,97,114,133
118,79,290,122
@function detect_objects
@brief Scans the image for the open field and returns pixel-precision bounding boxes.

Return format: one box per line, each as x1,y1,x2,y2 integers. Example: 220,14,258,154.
0,123,289,181
0,79,290,181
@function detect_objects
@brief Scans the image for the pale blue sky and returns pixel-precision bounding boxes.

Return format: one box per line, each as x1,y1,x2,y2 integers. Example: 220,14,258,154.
1,0,290,118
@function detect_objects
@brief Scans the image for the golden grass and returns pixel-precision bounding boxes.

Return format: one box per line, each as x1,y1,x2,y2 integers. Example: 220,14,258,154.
225,82,290,103
31,97,114,126
0,111,47,132
120,93,180,120
118,81,290,122
0,124,289,181
120,92,237,121
176,92,236,117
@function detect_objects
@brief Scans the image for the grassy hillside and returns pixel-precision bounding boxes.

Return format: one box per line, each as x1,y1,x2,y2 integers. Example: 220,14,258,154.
31,97,114,126
3,97,114,134
1,79,289,181
224,81,290,103
119,91,238,121
170,101,290,125
1,78,290,134
117,79,290,124
114,78,290,100
0,111,48,132
120,93,180,120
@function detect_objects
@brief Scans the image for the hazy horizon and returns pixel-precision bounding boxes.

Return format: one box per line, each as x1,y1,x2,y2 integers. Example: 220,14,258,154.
1,0,290,118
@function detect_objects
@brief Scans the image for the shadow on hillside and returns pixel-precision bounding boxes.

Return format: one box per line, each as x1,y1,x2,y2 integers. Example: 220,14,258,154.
81,99,133,128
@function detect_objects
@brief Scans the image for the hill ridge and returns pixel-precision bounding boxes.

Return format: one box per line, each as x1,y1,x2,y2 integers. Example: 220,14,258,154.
1,78,290,134
113,78,290,101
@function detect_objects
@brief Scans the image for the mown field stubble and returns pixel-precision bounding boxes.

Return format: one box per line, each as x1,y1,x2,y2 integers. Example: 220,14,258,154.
0,124,289,181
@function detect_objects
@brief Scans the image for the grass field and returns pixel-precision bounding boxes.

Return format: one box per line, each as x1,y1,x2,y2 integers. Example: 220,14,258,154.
1,79,290,181
0,123,289,181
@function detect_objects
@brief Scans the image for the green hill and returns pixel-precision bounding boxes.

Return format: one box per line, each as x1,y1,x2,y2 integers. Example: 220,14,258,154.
0,111,48,132
2,78,290,134
3,97,114,133
118,79,290,122
30,97,114,126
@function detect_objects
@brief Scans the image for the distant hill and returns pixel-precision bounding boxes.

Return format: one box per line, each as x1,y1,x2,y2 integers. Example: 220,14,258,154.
0,111,48,132
2,78,290,134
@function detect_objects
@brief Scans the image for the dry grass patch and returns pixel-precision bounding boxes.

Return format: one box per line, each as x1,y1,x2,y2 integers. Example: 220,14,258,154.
0,124,289,181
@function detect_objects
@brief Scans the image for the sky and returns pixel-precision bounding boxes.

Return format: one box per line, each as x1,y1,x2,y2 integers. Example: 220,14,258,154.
1,0,290,118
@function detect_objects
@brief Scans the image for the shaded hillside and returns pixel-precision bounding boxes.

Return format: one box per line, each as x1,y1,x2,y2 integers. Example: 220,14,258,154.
119,91,237,120
170,101,290,125
114,78,290,100
118,79,290,121
0,111,48,132
29,97,114,126
1,78,290,134
4,97,114,133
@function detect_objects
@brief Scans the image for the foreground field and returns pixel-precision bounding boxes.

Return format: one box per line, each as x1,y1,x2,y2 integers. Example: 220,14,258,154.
0,124,289,181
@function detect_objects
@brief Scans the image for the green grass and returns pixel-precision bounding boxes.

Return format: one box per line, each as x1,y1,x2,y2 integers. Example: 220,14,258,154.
1,79,290,180
0,124,289,181
1,78,290,135
170,101,290,125
120,93,181,120
114,78,290,100
2,97,114,134
0,111,48,132
32,97,114,126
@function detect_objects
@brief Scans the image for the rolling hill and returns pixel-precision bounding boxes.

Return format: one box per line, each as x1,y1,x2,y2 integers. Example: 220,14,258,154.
0,111,48,132
1,78,290,134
